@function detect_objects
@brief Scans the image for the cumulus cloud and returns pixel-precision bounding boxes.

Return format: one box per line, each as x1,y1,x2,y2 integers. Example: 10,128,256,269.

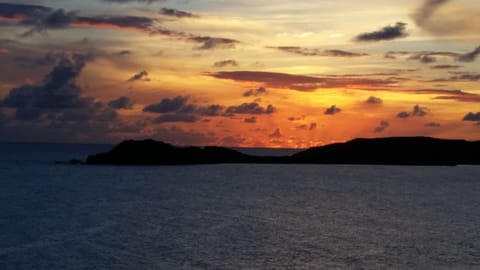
243,87,267,97
354,22,408,42
396,105,428,119
191,37,239,50
127,70,149,81
226,103,275,115
143,96,189,113
374,120,390,133
108,96,133,109
213,60,238,68
365,96,383,105
324,105,341,115
0,53,117,124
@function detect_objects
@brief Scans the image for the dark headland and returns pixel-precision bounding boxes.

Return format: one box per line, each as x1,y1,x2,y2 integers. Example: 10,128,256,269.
85,137,480,166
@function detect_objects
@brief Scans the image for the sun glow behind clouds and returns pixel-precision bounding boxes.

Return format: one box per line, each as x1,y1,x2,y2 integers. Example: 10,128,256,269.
0,0,479,146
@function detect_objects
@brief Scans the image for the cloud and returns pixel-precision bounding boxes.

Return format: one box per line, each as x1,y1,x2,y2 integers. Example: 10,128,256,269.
425,122,441,128
354,22,408,42
196,104,224,116
0,53,117,123
213,60,238,68
412,0,451,27
396,105,428,119
143,96,189,113
457,46,480,62
269,128,282,138
269,46,368,57
113,50,132,57
374,120,390,133
127,70,149,81
190,37,239,50
153,125,216,146
429,73,480,83
226,103,275,115
159,8,197,18
324,105,341,115
296,122,317,131
108,96,133,109
463,112,480,122
209,71,397,91
430,65,462,69
243,87,267,97
244,116,257,123
365,96,383,105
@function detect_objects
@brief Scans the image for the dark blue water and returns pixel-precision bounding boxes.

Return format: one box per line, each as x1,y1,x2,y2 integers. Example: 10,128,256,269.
1,143,480,269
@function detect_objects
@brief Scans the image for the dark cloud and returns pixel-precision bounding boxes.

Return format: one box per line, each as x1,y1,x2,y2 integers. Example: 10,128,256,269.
127,70,149,81
108,96,133,109
243,87,267,97
196,104,224,116
295,122,317,131
154,113,198,123
226,103,275,115
425,122,441,128
143,96,189,113
1,3,238,50
159,8,197,18
430,65,462,69
324,105,341,115
365,96,383,105
0,53,117,125
396,105,428,119
412,0,450,27
374,120,389,133
113,50,132,57
269,128,282,138
244,116,257,123
269,46,368,57
457,46,480,62
209,71,398,91
213,60,238,68
309,122,317,131
354,22,408,42
463,112,480,122
429,73,480,83
190,37,239,50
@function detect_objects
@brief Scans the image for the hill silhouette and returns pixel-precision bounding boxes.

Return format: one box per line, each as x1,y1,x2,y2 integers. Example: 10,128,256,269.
86,137,480,166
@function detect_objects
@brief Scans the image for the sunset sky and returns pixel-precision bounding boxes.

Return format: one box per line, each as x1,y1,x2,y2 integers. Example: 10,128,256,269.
0,0,479,147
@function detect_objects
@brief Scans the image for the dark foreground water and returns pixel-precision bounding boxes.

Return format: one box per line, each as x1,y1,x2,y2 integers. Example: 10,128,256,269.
0,143,480,269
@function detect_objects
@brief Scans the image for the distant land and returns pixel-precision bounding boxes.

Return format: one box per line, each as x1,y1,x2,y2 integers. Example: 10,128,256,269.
85,137,480,166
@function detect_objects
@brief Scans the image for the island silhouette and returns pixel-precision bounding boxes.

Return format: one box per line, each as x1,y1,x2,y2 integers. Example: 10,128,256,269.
85,137,480,166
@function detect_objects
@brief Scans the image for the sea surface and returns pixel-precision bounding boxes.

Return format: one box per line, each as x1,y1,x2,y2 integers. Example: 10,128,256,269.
0,142,479,270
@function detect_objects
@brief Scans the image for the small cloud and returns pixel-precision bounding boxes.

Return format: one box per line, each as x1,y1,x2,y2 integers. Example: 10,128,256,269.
113,50,132,57
191,37,239,50
365,96,383,105
159,8,197,18
354,22,408,42
324,105,341,115
244,116,257,123
226,102,275,115
213,60,238,68
309,122,317,131
457,46,480,62
397,105,429,119
374,120,390,133
463,112,480,122
153,113,198,123
269,128,282,138
243,87,267,97
128,70,149,82
430,65,462,69
108,96,133,109
425,122,441,128
143,96,189,113
269,46,368,57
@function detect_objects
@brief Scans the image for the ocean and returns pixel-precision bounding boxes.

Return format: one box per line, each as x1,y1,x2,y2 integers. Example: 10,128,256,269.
0,142,479,269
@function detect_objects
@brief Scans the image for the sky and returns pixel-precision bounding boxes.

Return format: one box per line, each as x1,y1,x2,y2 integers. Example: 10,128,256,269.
0,0,479,147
